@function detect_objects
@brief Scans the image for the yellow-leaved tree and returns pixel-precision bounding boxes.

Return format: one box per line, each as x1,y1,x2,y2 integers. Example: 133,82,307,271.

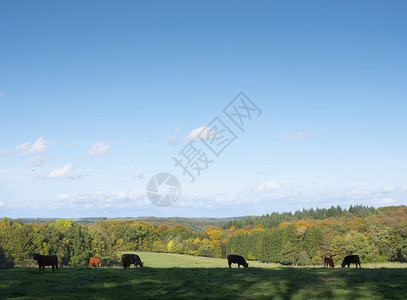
167,240,175,253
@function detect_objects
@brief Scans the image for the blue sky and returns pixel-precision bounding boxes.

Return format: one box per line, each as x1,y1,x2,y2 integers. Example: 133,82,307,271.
0,0,406,218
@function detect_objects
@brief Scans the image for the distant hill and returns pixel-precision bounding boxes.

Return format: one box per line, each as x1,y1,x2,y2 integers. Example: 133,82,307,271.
16,216,251,232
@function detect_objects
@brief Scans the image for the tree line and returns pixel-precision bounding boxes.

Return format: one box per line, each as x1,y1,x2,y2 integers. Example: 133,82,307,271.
1,205,406,268
16,216,227,231
222,205,378,229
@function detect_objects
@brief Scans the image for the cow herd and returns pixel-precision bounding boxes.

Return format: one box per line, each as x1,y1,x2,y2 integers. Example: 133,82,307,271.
324,255,361,269
32,253,361,273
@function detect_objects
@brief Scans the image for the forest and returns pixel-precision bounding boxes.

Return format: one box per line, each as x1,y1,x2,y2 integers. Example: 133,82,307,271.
1,205,406,268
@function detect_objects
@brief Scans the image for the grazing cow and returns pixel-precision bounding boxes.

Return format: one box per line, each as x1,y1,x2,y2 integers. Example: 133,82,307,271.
227,255,248,268
324,257,335,268
122,254,143,269
33,254,58,273
341,255,361,268
88,256,102,267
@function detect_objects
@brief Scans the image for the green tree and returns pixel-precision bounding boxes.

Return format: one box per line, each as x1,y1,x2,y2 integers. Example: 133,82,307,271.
376,226,392,259
297,250,308,266
66,223,93,266
397,221,407,262
257,230,273,262
0,244,14,269
90,229,106,257
330,235,346,265
311,250,324,266
1,222,35,264
346,233,371,261
280,241,298,265
304,226,324,260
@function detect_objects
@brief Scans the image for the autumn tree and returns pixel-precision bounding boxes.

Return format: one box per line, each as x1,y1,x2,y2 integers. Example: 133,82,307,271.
167,240,175,253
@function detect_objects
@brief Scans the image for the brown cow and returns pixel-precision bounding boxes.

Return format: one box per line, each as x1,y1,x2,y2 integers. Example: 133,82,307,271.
324,257,334,268
33,254,58,273
88,256,102,267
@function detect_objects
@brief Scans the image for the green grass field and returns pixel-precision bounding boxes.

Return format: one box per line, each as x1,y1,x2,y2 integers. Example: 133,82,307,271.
120,251,282,268
1,252,406,299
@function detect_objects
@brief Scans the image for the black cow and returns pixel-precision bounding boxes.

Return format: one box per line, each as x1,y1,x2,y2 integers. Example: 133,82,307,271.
33,254,58,273
227,255,248,268
341,255,361,268
122,254,143,269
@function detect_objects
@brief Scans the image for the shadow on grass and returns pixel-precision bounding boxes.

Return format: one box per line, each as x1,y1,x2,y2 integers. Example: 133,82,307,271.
0,267,406,299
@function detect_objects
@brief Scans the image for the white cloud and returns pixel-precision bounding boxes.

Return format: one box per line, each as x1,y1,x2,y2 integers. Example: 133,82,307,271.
0,91,4,97
40,164,73,178
132,171,144,180
15,137,55,156
348,189,371,197
374,197,396,204
282,131,310,140
0,201,5,207
256,181,281,191
383,186,396,192
89,141,111,157
178,181,407,211
57,190,147,209
166,128,180,144
29,156,43,166
30,182,405,214
0,149,7,156
213,194,242,205
185,126,218,141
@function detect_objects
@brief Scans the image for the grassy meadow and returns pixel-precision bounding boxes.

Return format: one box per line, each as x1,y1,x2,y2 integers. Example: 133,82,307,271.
121,251,281,268
1,252,406,299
